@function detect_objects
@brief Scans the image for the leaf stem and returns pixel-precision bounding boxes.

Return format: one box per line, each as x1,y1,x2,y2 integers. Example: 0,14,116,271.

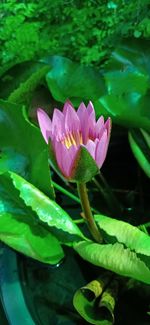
77,182,102,243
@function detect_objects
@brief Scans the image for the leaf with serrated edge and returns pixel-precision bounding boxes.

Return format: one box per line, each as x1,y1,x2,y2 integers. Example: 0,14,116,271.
9,171,83,238
95,214,150,256
0,173,64,264
74,241,150,284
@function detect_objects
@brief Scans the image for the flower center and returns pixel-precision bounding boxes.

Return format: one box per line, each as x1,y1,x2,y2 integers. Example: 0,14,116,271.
62,131,83,149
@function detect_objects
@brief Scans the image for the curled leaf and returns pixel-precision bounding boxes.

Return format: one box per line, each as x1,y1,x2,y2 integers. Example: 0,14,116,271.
99,280,118,324
73,273,113,325
81,273,112,302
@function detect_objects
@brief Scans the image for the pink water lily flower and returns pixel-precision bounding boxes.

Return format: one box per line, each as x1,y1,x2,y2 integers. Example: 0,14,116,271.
37,101,111,181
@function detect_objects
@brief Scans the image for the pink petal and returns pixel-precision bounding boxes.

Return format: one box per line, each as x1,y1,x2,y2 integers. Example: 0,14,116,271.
65,104,80,134
51,109,65,140
67,145,80,177
95,130,108,168
84,139,96,160
63,100,74,116
87,102,96,140
95,116,104,139
87,101,95,117
54,141,78,178
77,102,87,117
104,117,112,144
37,108,52,144
77,102,89,143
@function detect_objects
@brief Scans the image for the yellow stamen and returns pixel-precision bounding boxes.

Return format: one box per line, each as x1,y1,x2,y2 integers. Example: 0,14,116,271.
62,131,83,149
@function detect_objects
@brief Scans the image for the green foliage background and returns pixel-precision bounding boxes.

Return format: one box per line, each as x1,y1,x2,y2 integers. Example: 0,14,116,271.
1,0,150,68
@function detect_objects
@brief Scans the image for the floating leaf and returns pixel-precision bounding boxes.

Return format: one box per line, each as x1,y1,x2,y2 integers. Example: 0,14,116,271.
96,91,150,131
105,39,150,79
95,39,150,130
45,55,106,105
104,70,148,96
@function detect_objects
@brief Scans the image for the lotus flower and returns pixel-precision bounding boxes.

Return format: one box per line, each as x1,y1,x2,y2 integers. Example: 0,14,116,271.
37,101,111,182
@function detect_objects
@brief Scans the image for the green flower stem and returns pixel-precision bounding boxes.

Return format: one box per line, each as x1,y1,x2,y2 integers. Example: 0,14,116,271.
77,182,102,243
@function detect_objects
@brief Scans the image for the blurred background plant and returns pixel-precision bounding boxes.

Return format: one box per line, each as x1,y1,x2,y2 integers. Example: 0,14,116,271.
1,0,150,71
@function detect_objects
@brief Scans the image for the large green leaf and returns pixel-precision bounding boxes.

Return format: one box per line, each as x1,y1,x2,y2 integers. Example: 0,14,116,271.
45,55,106,105
95,39,150,130
0,211,64,265
105,39,150,79
96,92,150,131
104,71,148,96
0,99,54,198
9,171,84,238
94,214,150,256
74,241,150,284
0,173,64,264
129,129,150,178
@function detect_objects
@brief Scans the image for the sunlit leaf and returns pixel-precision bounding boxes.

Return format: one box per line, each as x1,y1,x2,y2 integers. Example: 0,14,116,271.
9,171,84,238
95,214,150,256
0,173,64,264
74,241,150,284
